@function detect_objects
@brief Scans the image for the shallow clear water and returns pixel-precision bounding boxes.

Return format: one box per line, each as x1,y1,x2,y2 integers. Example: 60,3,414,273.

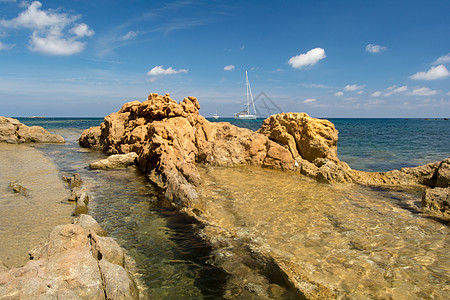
26,123,227,299
197,166,450,299
15,117,450,299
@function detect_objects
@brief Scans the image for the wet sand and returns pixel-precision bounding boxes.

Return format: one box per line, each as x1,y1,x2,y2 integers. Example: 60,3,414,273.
0,143,73,268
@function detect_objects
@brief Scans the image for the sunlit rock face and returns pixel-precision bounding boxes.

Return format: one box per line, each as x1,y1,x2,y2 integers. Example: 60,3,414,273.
0,116,65,144
79,93,300,211
79,92,449,215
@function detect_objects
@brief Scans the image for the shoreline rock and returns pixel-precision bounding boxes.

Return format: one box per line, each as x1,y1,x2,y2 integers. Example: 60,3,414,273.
0,214,140,299
0,117,65,144
78,92,450,298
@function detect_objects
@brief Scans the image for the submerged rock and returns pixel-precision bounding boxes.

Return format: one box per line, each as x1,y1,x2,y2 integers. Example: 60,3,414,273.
9,182,28,196
0,214,139,299
422,187,450,219
89,152,138,169
78,92,450,298
0,117,64,144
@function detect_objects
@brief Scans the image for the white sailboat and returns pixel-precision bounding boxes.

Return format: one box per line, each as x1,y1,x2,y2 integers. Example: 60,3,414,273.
212,111,219,119
234,71,257,120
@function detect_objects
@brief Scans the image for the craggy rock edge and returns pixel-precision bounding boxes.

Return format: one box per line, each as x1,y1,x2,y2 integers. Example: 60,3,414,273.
0,117,65,144
0,214,143,300
79,93,449,299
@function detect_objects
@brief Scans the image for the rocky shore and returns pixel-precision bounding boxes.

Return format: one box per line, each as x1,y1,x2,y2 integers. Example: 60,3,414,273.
0,214,140,299
79,92,449,298
0,117,65,144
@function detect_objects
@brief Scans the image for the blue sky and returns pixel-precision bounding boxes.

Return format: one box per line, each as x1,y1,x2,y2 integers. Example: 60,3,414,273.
0,0,449,117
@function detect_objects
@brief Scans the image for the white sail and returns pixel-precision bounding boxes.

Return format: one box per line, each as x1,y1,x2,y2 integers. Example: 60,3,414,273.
234,71,257,119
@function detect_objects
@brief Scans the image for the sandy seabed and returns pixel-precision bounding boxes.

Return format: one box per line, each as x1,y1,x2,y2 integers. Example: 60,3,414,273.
0,143,73,268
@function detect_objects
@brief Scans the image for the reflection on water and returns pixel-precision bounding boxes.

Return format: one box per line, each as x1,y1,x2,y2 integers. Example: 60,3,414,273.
35,129,227,299
197,166,450,299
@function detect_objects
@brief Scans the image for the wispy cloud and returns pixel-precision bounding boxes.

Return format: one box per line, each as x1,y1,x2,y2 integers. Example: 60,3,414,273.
385,85,408,96
0,1,94,55
0,41,14,50
433,53,450,65
334,91,344,97
344,84,365,91
288,48,326,69
372,85,411,97
410,65,450,80
224,65,235,71
365,44,386,53
303,98,316,103
408,87,438,96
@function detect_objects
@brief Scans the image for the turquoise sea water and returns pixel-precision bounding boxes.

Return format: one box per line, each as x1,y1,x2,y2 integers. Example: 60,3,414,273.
16,117,450,298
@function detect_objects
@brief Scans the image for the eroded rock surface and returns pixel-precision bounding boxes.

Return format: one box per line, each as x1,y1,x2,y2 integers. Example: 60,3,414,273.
79,92,450,297
0,117,64,144
89,152,138,169
0,215,139,300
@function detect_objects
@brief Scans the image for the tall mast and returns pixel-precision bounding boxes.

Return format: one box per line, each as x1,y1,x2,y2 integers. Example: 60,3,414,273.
245,71,256,116
245,71,249,114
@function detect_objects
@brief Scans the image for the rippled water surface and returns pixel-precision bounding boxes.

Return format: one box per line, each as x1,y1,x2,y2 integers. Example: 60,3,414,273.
31,126,227,299
197,166,450,299
14,117,449,299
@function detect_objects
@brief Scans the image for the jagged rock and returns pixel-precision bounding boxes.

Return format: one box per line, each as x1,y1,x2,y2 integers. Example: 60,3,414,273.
99,259,139,300
78,126,102,149
89,152,139,169
62,173,82,189
436,158,450,188
0,215,139,299
0,117,64,144
74,214,107,236
9,182,28,196
422,187,450,219
258,112,339,163
73,192,89,216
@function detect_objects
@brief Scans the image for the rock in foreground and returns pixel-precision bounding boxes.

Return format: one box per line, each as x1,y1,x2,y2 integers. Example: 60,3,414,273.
0,214,139,299
0,117,64,144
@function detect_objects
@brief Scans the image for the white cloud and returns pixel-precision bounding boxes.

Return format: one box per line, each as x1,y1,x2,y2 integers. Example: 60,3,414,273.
334,91,344,97
288,48,326,69
303,98,316,103
410,65,450,80
224,65,235,71
385,85,408,96
371,91,382,97
147,66,188,76
0,41,14,50
70,23,94,37
0,1,74,29
30,30,85,55
344,84,365,91
409,87,438,96
0,1,94,55
365,44,386,53
120,31,138,41
433,53,450,65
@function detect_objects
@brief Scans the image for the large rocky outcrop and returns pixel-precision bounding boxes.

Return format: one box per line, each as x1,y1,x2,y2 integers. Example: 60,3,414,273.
0,214,139,299
80,93,297,213
79,93,449,215
79,92,449,297
0,117,64,144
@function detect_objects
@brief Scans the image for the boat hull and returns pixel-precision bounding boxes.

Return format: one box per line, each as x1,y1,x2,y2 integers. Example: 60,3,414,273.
234,115,257,120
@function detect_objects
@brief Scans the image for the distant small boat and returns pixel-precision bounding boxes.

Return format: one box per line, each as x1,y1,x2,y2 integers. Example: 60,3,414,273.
234,71,257,120
212,113,219,119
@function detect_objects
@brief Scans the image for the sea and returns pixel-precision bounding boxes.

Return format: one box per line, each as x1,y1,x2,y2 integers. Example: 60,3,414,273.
15,117,450,298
